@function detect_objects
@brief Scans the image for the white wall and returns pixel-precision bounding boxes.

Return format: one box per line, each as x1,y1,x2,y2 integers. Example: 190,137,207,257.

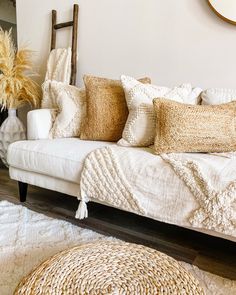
16,0,236,89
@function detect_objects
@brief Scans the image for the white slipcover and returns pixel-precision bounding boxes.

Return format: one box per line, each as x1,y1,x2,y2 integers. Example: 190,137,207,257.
27,109,55,140
8,139,114,183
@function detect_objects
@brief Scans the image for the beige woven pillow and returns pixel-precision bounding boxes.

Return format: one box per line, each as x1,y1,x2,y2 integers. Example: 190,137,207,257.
80,75,151,142
153,98,236,154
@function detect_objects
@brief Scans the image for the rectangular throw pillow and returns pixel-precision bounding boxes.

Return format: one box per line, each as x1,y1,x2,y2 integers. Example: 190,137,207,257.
153,98,236,154
201,88,236,105
118,75,202,147
80,75,151,142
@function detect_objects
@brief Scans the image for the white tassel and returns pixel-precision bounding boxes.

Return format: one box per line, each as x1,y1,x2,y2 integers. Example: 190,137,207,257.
75,200,88,219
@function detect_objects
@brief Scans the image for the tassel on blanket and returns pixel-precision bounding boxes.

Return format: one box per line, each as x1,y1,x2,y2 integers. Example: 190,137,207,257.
75,200,88,219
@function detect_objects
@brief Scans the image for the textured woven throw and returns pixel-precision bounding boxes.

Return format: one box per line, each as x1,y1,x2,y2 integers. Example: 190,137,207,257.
45,48,71,84
41,48,72,109
76,146,236,240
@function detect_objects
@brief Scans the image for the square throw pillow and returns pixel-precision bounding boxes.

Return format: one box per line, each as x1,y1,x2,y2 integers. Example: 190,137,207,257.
118,75,202,147
153,98,236,154
80,75,151,142
47,81,86,139
201,88,236,105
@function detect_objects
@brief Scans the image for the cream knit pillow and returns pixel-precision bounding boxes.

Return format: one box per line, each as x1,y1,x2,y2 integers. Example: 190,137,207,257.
48,82,86,139
201,88,236,105
118,75,202,147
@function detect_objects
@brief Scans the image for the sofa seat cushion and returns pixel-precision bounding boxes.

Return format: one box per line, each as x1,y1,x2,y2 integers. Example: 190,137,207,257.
8,138,113,183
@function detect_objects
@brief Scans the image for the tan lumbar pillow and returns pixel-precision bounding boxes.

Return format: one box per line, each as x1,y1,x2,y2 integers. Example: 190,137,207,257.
80,75,151,142
153,98,236,154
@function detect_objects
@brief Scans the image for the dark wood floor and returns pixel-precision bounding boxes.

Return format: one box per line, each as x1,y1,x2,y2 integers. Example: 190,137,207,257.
0,167,236,280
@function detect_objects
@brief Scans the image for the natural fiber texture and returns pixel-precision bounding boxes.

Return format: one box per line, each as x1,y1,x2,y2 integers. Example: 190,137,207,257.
0,28,41,110
80,75,151,142
153,99,236,154
118,75,202,147
14,241,204,295
1,201,236,295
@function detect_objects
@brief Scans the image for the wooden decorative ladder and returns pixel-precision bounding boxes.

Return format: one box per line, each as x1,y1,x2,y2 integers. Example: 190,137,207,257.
51,4,79,85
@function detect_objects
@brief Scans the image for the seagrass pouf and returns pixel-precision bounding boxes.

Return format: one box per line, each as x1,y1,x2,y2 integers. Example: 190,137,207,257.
14,241,205,295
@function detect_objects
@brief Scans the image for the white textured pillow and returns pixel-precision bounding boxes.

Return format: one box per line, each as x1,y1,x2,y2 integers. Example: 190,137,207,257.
201,88,236,105
48,82,86,139
118,75,202,147
41,80,58,109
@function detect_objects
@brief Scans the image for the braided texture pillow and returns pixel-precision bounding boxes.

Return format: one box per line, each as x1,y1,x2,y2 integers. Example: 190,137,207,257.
153,99,236,154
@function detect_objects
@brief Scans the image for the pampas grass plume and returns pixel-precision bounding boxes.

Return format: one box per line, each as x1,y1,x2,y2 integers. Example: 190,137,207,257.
0,28,41,110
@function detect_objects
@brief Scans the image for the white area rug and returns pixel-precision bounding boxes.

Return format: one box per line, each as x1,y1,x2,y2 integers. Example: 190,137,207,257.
0,201,235,295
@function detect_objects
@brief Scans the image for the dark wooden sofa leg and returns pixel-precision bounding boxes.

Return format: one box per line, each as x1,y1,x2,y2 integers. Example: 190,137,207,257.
18,181,28,202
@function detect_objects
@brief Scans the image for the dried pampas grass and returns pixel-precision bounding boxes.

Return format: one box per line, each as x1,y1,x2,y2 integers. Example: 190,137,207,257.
0,28,41,110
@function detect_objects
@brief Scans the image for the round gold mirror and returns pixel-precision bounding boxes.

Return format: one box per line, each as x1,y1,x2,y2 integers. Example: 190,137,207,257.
208,0,236,25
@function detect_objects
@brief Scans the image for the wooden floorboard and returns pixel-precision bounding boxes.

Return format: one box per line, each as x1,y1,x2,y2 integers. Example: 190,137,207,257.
0,168,235,279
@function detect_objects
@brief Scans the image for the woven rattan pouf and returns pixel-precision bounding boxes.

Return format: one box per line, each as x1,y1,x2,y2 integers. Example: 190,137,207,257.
14,241,205,295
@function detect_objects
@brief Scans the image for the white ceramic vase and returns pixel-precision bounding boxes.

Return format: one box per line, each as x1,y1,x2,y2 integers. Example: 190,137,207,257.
0,109,26,167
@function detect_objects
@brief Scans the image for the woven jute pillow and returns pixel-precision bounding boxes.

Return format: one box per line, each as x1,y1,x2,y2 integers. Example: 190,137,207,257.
80,75,151,142
14,241,205,295
153,98,236,154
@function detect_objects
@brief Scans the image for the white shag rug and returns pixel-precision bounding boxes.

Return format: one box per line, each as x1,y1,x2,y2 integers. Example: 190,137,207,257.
0,201,235,295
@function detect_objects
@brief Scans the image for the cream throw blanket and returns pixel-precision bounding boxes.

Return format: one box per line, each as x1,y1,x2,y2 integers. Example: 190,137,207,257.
41,48,72,109
45,48,71,84
76,146,236,240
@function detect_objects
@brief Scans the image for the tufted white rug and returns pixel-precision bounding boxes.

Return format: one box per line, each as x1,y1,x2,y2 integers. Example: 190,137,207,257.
0,200,235,295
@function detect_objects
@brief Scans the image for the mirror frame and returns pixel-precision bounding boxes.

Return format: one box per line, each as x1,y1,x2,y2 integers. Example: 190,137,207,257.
207,0,236,25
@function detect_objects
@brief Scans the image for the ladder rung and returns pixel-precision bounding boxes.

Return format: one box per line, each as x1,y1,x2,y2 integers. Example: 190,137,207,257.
54,21,73,30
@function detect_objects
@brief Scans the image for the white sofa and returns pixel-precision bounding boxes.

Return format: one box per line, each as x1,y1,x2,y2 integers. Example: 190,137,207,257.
8,109,114,200
7,109,236,243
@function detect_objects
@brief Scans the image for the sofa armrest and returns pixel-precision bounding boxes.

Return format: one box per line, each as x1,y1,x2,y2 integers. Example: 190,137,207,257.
27,109,56,140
